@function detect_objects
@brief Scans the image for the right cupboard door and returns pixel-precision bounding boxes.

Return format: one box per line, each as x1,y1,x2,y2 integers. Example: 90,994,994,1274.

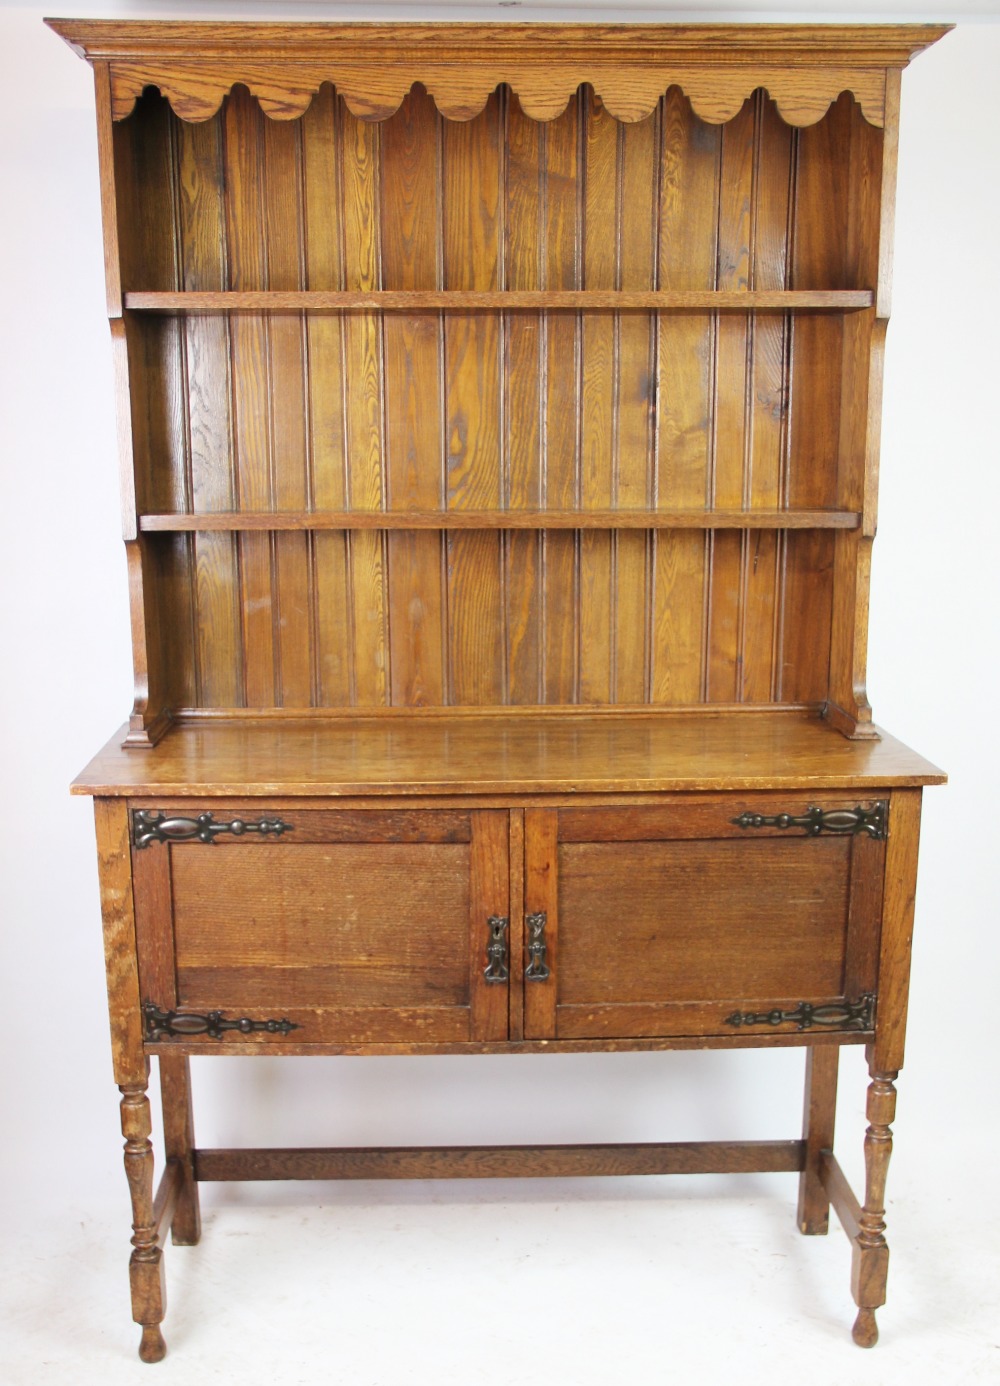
522,801,886,1042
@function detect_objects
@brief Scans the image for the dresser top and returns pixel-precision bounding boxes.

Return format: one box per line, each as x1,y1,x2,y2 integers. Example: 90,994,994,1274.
72,712,944,798
46,19,950,127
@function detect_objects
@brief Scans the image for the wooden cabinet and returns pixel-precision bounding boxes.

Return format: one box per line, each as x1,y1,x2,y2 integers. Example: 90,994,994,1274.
53,17,949,1362
132,806,509,1046
524,799,884,1043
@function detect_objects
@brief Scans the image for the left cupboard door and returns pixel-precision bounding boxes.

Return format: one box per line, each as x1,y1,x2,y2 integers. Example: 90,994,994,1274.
129,805,510,1048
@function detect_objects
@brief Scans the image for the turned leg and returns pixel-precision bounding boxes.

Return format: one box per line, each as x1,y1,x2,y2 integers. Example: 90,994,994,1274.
851,1070,898,1348
120,1074,167,1363
798,1045,839,1235
160,1055,201,1246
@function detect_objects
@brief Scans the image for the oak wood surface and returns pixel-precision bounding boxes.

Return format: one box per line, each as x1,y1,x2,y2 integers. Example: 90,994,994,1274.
158,1057,200,1246
820,1149,862,1242
72,713,944,796
192,1139,807,1182
95,78,899,721
851,1070,898,1347
123,289,874,311
93,800,147,1087
49,21,950,129
137,509,862,531
144,1031,861,1058
60,17,948,1356
798,1046,840,1235
870,788,923,1072
136,808,510,1047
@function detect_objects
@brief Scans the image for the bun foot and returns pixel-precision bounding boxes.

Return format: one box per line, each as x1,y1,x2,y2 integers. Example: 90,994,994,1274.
852,1308,879,1348
138,1325,167,1363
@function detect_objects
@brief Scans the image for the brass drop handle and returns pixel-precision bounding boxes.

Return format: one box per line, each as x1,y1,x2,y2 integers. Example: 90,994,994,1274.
524,912,550,981
484,916,509,983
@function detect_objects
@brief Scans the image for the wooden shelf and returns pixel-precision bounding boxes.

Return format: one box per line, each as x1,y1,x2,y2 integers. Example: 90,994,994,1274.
138,508,861,533
123,289,874,314
72,711,946,798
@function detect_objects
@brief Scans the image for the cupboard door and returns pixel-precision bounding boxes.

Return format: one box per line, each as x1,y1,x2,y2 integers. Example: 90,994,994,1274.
523,800,885,1041
131,806,509,1047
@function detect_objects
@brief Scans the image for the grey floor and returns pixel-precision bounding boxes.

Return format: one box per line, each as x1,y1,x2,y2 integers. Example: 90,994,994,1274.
3,1153,997,1386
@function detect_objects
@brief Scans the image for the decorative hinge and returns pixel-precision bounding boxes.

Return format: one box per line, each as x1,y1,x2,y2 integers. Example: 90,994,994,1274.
144,1002,299,1041
524,912,551,981
132,810,294,848
724,993,875,1032
484,916,509,983
731,803,887,840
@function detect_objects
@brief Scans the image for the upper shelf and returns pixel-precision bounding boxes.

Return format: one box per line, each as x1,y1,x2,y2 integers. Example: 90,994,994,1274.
138,509,860,533
124,290,874,315
48,21,951,128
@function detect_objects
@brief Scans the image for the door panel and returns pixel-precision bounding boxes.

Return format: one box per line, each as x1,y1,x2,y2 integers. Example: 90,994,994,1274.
132,805,509,1047
524,799,885,1041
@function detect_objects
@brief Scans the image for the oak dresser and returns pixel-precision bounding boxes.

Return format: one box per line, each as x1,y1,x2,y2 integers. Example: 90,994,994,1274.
51,18,948,1359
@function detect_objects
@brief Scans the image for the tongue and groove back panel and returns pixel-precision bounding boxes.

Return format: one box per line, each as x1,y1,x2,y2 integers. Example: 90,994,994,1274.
114,83,881,715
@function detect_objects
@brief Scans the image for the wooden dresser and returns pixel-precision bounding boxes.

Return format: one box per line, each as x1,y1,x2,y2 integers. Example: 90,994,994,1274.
51,19,948,1360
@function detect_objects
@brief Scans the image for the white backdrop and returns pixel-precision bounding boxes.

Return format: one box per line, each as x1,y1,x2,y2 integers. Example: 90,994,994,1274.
1,2,997,1377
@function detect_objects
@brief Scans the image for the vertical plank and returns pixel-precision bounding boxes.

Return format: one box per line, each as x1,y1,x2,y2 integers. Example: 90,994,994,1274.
504,96,543,704
615,111,658,703
442,97,504,704
115,98,194,715
116,98,184,519
223,87,275,707
263,117,312,707
381,89,445,705
743,97,793,702
175,111,242,708
541,97,581,702
340,102,389,706
652,92,719,703
871,790,923,1074
469,812,510,1042
782,95,852,703
93,800,146,1088
798,1047,839,1235
709,99,755,704
578,92,617,704
114,90,178,295
130,833,176,1011
159,1055,201,1246
147,532,196,711
508,810,526,1042
523,809,558,1040
830,101,885,730
844,832,885,1002
301,85,352,706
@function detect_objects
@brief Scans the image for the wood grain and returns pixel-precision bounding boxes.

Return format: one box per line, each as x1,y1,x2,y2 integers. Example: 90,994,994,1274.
93,800,147,1087
871,788,922,1072
158,1056,201,1245
798,1046,839,1234
125,288,873,312
652,88,717,704
193,1138,807,1182
381,88,445,706
139,508,861,531
73,712,945,797
65,22,950,1360
51,21,952,128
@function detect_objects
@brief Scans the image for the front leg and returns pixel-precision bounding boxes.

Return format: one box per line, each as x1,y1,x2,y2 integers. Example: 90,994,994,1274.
851,1069,898,1347
120,1073,167,1363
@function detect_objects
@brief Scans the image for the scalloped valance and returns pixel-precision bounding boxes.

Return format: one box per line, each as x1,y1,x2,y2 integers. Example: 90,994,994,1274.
47,20,950,128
